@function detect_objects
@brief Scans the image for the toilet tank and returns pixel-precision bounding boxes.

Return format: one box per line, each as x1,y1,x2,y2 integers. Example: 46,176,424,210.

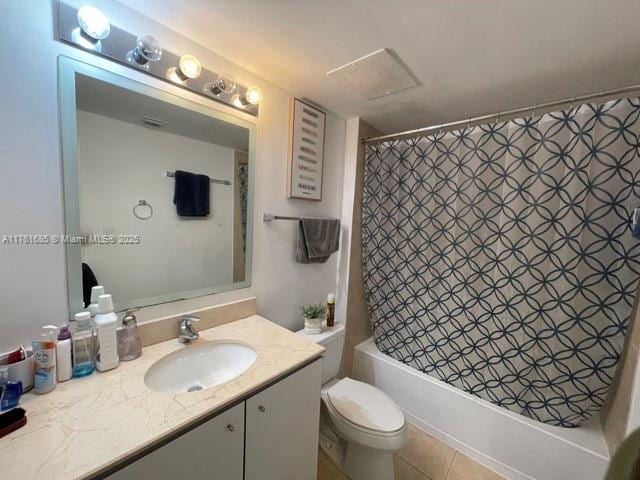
296,323,345,384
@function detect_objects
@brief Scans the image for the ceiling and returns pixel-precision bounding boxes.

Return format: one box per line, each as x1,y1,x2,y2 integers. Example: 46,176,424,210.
117,0,640,134
76,74,250,151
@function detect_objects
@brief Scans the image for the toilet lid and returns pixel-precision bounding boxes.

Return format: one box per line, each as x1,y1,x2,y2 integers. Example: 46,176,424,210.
326,378,405,433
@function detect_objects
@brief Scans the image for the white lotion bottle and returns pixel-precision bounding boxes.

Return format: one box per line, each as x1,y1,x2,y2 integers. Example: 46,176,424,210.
56,325,73,382
94,294,119,372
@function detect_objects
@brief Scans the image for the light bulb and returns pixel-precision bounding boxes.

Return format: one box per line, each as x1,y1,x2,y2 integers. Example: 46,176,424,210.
245,86,263,105
127,34,162,67
71,28,102,51
232,86,264,109
166,67,185,85
77,6,110,40
208,73,236,96
231,94,246,109
178,55,201,80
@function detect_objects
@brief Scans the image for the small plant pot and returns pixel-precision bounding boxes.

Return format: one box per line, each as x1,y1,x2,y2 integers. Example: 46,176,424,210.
304,317,323,334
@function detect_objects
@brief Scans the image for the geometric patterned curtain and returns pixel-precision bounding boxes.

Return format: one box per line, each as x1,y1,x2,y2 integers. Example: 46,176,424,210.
362,98,640,427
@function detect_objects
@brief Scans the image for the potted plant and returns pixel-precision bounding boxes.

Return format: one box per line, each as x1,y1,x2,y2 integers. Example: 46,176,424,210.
301,303,327,334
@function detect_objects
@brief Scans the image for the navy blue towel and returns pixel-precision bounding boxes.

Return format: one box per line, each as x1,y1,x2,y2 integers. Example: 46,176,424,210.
173,170,210,216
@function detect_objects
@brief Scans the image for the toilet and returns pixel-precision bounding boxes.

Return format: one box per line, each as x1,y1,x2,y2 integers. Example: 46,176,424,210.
297,324,408,480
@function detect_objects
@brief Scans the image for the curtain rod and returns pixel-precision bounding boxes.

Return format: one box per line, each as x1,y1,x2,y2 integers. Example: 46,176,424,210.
363,82,640,144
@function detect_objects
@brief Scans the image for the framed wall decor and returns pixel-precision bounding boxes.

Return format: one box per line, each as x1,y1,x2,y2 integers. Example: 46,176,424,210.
287,98,326,200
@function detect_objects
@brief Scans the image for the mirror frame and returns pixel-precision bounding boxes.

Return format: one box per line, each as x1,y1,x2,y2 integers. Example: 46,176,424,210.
58,56,255,317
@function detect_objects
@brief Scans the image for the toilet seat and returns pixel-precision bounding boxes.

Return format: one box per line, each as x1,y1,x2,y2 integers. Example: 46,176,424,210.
323,378,407,451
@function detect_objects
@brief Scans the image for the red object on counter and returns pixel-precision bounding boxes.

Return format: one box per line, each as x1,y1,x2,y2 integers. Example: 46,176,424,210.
6,346,26,364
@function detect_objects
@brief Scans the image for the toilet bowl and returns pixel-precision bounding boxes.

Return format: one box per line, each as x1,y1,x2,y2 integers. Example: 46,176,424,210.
297,324,408,480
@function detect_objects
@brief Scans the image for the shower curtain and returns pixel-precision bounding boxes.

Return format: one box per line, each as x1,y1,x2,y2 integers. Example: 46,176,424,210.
362,98,640,427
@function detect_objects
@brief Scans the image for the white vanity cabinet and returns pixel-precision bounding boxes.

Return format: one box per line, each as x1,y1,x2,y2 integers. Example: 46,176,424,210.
107,402,245,480
106,359,322,480
245,358,322,480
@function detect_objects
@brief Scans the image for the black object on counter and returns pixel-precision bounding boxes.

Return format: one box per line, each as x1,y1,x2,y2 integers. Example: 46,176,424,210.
0,407,26,438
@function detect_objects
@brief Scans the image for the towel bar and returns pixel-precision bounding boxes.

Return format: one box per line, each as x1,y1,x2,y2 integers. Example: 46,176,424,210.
263,213,338,222
165,171,231,186
263,213,301,222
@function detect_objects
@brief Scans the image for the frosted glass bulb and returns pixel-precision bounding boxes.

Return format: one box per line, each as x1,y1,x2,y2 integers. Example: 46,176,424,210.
77,6,110,40
179,55,202,79
245,86,263,105
127,34,163,66
209,73,236,95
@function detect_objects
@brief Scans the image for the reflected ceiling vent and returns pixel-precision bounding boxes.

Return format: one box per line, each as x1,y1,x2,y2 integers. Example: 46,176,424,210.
142,116,167,128
327,48,420,100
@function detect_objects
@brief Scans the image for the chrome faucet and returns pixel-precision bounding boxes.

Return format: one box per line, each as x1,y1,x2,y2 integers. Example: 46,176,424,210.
178,315,200,343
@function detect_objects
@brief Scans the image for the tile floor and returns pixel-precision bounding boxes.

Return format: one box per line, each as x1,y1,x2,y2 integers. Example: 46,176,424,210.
317,423,505,480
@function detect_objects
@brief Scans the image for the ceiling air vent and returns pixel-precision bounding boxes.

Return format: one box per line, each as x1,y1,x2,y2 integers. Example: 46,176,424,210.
142,116,167,128
326,48,420,100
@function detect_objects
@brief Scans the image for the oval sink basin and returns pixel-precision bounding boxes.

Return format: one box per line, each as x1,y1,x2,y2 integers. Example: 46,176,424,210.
144,342,257,394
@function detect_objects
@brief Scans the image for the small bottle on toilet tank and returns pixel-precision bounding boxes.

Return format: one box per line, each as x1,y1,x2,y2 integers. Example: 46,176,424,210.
326,293,335,327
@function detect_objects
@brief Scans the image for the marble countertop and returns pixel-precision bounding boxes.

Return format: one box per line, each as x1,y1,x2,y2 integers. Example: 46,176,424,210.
1,316,324,480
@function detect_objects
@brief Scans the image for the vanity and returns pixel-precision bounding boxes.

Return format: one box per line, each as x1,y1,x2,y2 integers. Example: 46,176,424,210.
1,315,324,480
109,345,321,480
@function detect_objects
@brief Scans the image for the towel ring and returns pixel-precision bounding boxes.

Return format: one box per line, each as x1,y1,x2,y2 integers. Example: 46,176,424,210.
133,200,153,220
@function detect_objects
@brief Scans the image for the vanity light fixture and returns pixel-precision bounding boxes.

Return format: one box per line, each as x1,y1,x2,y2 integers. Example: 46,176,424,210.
71,5,110,51
126,34,163,69
206,73,236,96
167,55,202,84
233,86,264,108
57,2,260,116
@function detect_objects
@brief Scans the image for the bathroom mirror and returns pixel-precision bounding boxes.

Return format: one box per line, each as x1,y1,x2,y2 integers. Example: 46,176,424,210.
59,57,254,315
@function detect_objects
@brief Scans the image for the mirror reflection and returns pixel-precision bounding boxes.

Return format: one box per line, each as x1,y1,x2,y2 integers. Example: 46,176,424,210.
71,73,252,312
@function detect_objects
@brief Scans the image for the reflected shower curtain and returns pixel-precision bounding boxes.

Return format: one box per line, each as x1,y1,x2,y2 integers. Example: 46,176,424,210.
362,98,640,427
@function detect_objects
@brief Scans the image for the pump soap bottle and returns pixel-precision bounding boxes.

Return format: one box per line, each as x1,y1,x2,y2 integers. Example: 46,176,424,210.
117,310,142,361
32,325,58,394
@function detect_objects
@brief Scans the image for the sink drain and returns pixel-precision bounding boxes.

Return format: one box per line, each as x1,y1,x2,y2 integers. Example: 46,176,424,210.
187,385,203,392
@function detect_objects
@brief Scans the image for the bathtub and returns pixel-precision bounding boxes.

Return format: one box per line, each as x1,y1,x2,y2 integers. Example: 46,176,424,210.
353,338,610,480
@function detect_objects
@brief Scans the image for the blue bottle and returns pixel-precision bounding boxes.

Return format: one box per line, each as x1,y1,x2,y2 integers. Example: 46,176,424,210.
72,312,95,377
0,367,22,410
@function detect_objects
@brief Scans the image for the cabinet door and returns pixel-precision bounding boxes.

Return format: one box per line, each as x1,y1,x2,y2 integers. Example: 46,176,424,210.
107,402,244,480
245,359,322,480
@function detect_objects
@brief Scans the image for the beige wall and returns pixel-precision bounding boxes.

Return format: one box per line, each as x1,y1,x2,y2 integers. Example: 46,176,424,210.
337,118,381,377
601,290,640,454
